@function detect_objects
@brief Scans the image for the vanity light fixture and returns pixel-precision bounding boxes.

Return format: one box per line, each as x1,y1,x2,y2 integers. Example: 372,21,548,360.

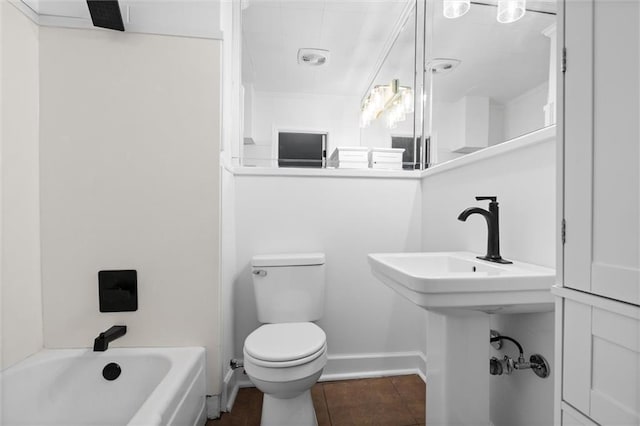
360,79,414,129
497,0,526,23
443,0,470,19
443,0,527,23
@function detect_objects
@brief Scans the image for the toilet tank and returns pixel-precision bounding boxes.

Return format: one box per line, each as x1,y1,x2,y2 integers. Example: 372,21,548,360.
251,253,325,323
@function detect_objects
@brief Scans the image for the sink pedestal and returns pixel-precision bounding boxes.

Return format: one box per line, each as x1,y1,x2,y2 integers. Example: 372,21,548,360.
426,310,491,426
367,251,555,425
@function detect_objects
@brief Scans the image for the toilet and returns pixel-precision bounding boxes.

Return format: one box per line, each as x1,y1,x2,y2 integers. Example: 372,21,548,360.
243,253,327,426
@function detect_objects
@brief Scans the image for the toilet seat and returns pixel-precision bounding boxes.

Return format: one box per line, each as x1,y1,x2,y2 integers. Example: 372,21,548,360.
244,323,326,367
243,344,327,384
245,342,327,368
243,322,328,384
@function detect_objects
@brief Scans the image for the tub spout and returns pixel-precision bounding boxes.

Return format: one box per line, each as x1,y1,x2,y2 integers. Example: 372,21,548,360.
93,325,127,351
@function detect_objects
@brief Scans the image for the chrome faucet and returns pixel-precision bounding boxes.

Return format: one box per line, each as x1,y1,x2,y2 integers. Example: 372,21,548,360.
457,196,512,264
93,325,127,351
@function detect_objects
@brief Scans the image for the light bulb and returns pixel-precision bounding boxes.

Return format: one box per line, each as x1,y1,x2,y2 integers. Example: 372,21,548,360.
497,0,526,23
443,0,470,19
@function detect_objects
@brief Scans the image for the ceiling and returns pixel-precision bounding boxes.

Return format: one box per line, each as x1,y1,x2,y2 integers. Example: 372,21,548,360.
242,0,410,97
430,0,556,103
243,0,557,103
18,0,221,38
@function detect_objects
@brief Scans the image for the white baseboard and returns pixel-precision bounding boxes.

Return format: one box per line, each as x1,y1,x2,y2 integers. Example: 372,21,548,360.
321,351,426,382
222,351,426,412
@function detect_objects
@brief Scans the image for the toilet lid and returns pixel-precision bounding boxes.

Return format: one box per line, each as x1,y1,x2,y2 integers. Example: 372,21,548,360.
245,323,326,362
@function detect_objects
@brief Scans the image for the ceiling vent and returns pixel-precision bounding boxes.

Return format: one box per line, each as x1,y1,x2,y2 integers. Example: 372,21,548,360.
297,49,330,67
427,58,461,75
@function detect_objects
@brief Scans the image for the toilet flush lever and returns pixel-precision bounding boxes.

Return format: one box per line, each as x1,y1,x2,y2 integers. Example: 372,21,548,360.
253,270,267,277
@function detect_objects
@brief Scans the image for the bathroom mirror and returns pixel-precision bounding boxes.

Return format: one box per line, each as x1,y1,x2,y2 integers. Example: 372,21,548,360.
239,0,556,170
427,0,557,165
359,2,423,170
240,0,418,168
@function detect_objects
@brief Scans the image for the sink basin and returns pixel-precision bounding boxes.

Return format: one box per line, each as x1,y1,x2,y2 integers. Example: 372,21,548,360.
368,251,555,314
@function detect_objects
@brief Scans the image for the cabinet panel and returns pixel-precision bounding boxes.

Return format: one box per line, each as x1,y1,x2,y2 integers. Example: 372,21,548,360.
561,404,599,426
563,299,592,415
590,308,640,425
562,295,640,425
590,0,640,305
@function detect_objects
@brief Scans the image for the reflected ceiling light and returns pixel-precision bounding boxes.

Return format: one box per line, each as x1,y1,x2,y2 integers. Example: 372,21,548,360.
444,0,527,23
443,0,470,19
497,0,526,23
360,79,414,129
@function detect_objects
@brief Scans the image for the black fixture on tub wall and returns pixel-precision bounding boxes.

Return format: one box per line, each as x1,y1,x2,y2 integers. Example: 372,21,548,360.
93,325,127,351
458,196,512,264
98,270,138,312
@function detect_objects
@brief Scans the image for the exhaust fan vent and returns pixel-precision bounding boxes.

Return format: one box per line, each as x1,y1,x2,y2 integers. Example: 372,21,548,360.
427,58,461,75
298,48,330,67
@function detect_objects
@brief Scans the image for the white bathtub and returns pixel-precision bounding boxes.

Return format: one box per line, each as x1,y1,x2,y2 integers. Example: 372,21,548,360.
0,347,206,426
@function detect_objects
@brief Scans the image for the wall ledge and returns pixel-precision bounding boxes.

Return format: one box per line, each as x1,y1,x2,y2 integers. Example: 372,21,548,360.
224,126,555,181
226,162,423,180
420,126,556,179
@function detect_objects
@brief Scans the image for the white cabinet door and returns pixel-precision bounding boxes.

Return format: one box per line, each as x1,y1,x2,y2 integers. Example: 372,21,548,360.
561,404,599,426
562,296,640,425
562,299,591,415
563,0,640,305
589,0,640,305
563,0,593,294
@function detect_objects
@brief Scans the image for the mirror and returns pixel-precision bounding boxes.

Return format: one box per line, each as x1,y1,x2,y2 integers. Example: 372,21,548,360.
240,0,418,169
239,0,557,170
427,0,557,164
359,2,422,170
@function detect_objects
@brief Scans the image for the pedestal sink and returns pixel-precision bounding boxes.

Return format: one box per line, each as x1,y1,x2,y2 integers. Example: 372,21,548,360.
368,251,555,426
368,251,555,314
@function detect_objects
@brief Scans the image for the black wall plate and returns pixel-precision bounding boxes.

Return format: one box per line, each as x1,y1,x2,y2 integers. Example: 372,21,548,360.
98,270,138,312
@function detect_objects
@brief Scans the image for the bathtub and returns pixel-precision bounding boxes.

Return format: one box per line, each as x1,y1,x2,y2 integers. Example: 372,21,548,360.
0,347,206,426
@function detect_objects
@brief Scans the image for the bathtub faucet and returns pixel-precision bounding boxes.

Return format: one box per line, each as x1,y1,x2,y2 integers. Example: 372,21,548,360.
93,325,127,351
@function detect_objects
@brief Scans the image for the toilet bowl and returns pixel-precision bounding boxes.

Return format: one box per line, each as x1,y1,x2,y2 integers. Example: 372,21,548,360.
243,322,327,426
244,253,327,425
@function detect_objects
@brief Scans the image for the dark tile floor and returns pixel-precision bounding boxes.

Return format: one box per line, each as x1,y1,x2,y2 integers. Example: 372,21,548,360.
207,374,426,426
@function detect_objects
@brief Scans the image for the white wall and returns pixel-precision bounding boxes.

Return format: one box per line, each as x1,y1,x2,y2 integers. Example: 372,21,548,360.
433,82,549,164
244,91,418,166
244,91,362,163
421,136,556,426
503,83,549,142
422,140,555,268
233,175,427,377
0,1,43,370
38,27,222,394
220,166,237,410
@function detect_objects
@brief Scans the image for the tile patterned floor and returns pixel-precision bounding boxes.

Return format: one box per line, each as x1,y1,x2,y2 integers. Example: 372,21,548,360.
207,374,426,426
